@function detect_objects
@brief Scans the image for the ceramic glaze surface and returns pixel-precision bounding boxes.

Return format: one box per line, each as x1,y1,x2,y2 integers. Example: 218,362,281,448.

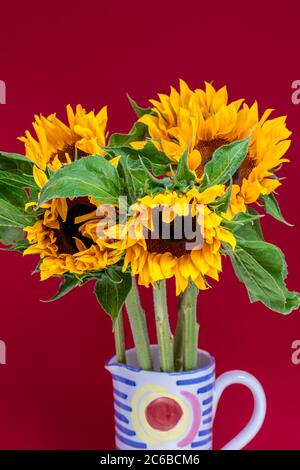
106,346,266,450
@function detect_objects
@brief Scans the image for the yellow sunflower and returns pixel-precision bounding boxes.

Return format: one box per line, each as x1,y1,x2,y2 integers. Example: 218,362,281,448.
107,186,236,295
138,80,291,217
19,104,108,188
24,197,122,280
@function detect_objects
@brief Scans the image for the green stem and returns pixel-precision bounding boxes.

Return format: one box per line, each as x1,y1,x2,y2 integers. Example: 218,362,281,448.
181,282,199,371
114,311,126,364
174,295,184,372
125,277,153,371
153,280,174,372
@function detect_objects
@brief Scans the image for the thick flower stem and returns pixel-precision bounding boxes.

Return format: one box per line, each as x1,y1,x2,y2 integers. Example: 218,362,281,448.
181,282,199,371
125,278,153,371
174,296,184,372
114,311,126,364
153,280,174,372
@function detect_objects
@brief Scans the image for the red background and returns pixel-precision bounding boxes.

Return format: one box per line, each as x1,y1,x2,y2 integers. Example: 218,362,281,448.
0,0,299,450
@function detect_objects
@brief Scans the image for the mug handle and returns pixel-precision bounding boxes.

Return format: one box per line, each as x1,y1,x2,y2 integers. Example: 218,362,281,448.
213,370,267,450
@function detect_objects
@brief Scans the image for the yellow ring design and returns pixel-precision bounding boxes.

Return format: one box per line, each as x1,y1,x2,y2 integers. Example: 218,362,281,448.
131,384,190,446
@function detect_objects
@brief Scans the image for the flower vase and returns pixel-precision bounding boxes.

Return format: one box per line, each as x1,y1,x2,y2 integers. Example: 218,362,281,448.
106,345,266,450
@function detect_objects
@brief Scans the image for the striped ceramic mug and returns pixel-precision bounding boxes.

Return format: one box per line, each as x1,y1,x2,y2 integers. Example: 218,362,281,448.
106,345,266,450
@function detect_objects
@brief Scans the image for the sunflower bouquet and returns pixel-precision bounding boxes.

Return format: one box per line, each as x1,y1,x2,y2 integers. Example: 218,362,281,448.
0,81,299,374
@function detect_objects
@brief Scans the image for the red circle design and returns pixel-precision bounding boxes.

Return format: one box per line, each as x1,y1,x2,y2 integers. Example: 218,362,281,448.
145,397,183,431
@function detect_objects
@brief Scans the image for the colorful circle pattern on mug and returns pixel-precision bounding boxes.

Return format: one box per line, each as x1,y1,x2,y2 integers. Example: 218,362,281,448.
110,359,215,450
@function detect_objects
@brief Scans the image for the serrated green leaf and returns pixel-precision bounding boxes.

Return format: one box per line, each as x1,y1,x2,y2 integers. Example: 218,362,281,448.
0,198,37,248
260,193,292,226
109,122,148,147
38,156,123,206
11,238,29,252
0,182,28,207
118,155,148,203
229,239,300,314
209,181,232,213
200,136,250,190
0,170,36,189
0,199,36,228
42,275,84,302
94,269,132,321
118,155,171,204
137,142,171,169
224,209,264,241
0,151,34,174
105,141,171,177
0,226,25,247
0,171,39,207
138,158,172,194
175,147,195,187
127,94,155,117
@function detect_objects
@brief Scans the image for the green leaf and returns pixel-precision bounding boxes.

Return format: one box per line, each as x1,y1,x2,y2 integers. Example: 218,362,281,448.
209,181,232,214
0,182,28,207
0,170,36,189
0,171,39,206
0,152,39,202
260,193,292,226
127,94,155,117
175,147,195,187
137,141,171,163
0,238,29,252
118,155,170,204
200,136,250,190
42,274,84,302
0,226,25,246
38,156,123,206
223,209,264,241
11,238,29,252
118,155,148,203
0,163,41,247
138,158,172,192
0,198,36,248
235,210,263,241
105,141,171,177
0,199,36,228
94,268,132,321
109,122,148,147
0,151,34,174
228,239,300,314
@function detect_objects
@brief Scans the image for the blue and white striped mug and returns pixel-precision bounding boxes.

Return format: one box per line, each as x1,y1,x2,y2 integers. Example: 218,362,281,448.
106,345,266,450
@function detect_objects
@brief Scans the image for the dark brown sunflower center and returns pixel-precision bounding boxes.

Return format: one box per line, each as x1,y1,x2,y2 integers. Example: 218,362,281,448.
54,197,96,255
194,138,255,184
145,210,201,257
146,238,191,257
49,144,88,165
